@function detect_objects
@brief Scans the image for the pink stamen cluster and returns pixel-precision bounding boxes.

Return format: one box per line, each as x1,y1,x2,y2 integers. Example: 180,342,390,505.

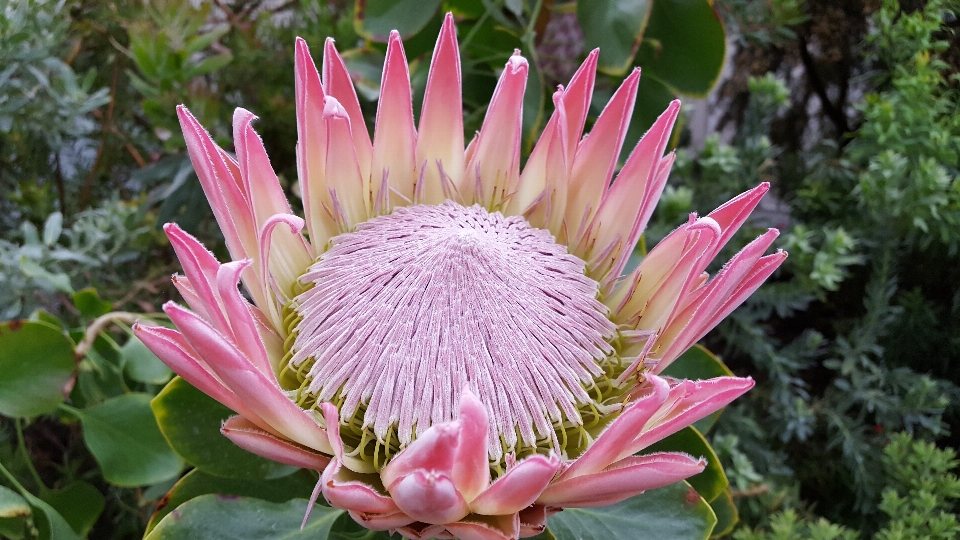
289,202,616,458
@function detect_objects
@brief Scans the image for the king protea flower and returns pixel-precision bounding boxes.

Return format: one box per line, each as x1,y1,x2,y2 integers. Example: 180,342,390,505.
135,13,786,540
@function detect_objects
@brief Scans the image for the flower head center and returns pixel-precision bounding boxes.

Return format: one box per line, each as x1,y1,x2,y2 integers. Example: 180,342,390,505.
280,202,622,469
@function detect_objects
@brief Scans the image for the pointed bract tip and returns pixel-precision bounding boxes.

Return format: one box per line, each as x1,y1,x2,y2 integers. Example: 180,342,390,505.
176,104,199,125
507,53,528,73
551,88,563,106
322,95,348,119
233,107,257,128
692,216,721,235
389,29,401,41
295,37,311,55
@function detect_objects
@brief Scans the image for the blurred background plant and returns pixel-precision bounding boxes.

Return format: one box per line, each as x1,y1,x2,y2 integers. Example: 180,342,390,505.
0,0,957,538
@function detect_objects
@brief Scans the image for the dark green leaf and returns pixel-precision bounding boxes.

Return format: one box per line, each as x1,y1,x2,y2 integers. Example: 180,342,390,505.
184,26,229,55
21,491,80,540
620,72,677,162
663,345,734,380
121,335,172,385
0,517,27,539
661,345,734,433
636,0,726,97
444,0,486,18
39,481,104,536
354,0,444,42
146,469,319,534
183,54,233,79
69,393,183,486
0,486,30,519
641,426,728,502
577,0,653,75
146,495,343,539
547,481,716,540
151,377,296,480
708,488,738,537
0,320,75,418
72,288,113,319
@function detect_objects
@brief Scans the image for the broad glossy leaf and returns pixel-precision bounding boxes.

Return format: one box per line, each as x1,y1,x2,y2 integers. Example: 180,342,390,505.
709,488,738,537
354,0,444,41
146,469,319,534
0,320,75,417
661,345,734,433
0,485,30,536
146,495,343,539
0,517,26,539
444,0,486,18
577,0,652,75
39,481,104,536
548,481,716,540
71,393,183,486
0,486,30,519
121,336,172,385
636,0,726,97
328,513,394,540
621,72,677,161
72,288,112,319
152,377,296,480
641,426,728,502
21,491,80,540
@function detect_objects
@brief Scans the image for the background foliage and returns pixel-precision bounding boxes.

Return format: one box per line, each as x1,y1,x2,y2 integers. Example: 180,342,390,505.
0,0,958,538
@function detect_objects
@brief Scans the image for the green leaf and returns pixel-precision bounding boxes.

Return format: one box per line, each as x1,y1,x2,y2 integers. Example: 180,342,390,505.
39,481,104,536
41,212,62,246
661,345,734,433
0,487,29,538
151,377,296,480
708,488,738,537
183,54,233,79
619,71,677,162
641,426,728,502
577,0,653,75
0,486,30,519
146,495,343,539
69,393,183,486
0,320,75,418
72,288,113,319
548,481,716,540
122,336,173,385
354,0,444,41
21,491,80,540
636,0,726,97
0,517,26,539
341,49,386,103
18,256,73,294
443,0,486,18
184,26,229,55
146,469,319,534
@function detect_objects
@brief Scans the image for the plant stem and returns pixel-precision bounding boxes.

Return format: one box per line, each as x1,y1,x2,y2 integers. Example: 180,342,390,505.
0,460,30,498
74,311,142,361
14,419,45,492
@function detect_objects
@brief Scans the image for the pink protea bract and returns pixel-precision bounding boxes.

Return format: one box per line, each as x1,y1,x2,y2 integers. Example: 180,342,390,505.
135,13,786,540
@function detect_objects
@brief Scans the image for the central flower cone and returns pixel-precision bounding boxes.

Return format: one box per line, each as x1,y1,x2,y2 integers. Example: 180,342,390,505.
134,12,787,540
282,202,621,472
